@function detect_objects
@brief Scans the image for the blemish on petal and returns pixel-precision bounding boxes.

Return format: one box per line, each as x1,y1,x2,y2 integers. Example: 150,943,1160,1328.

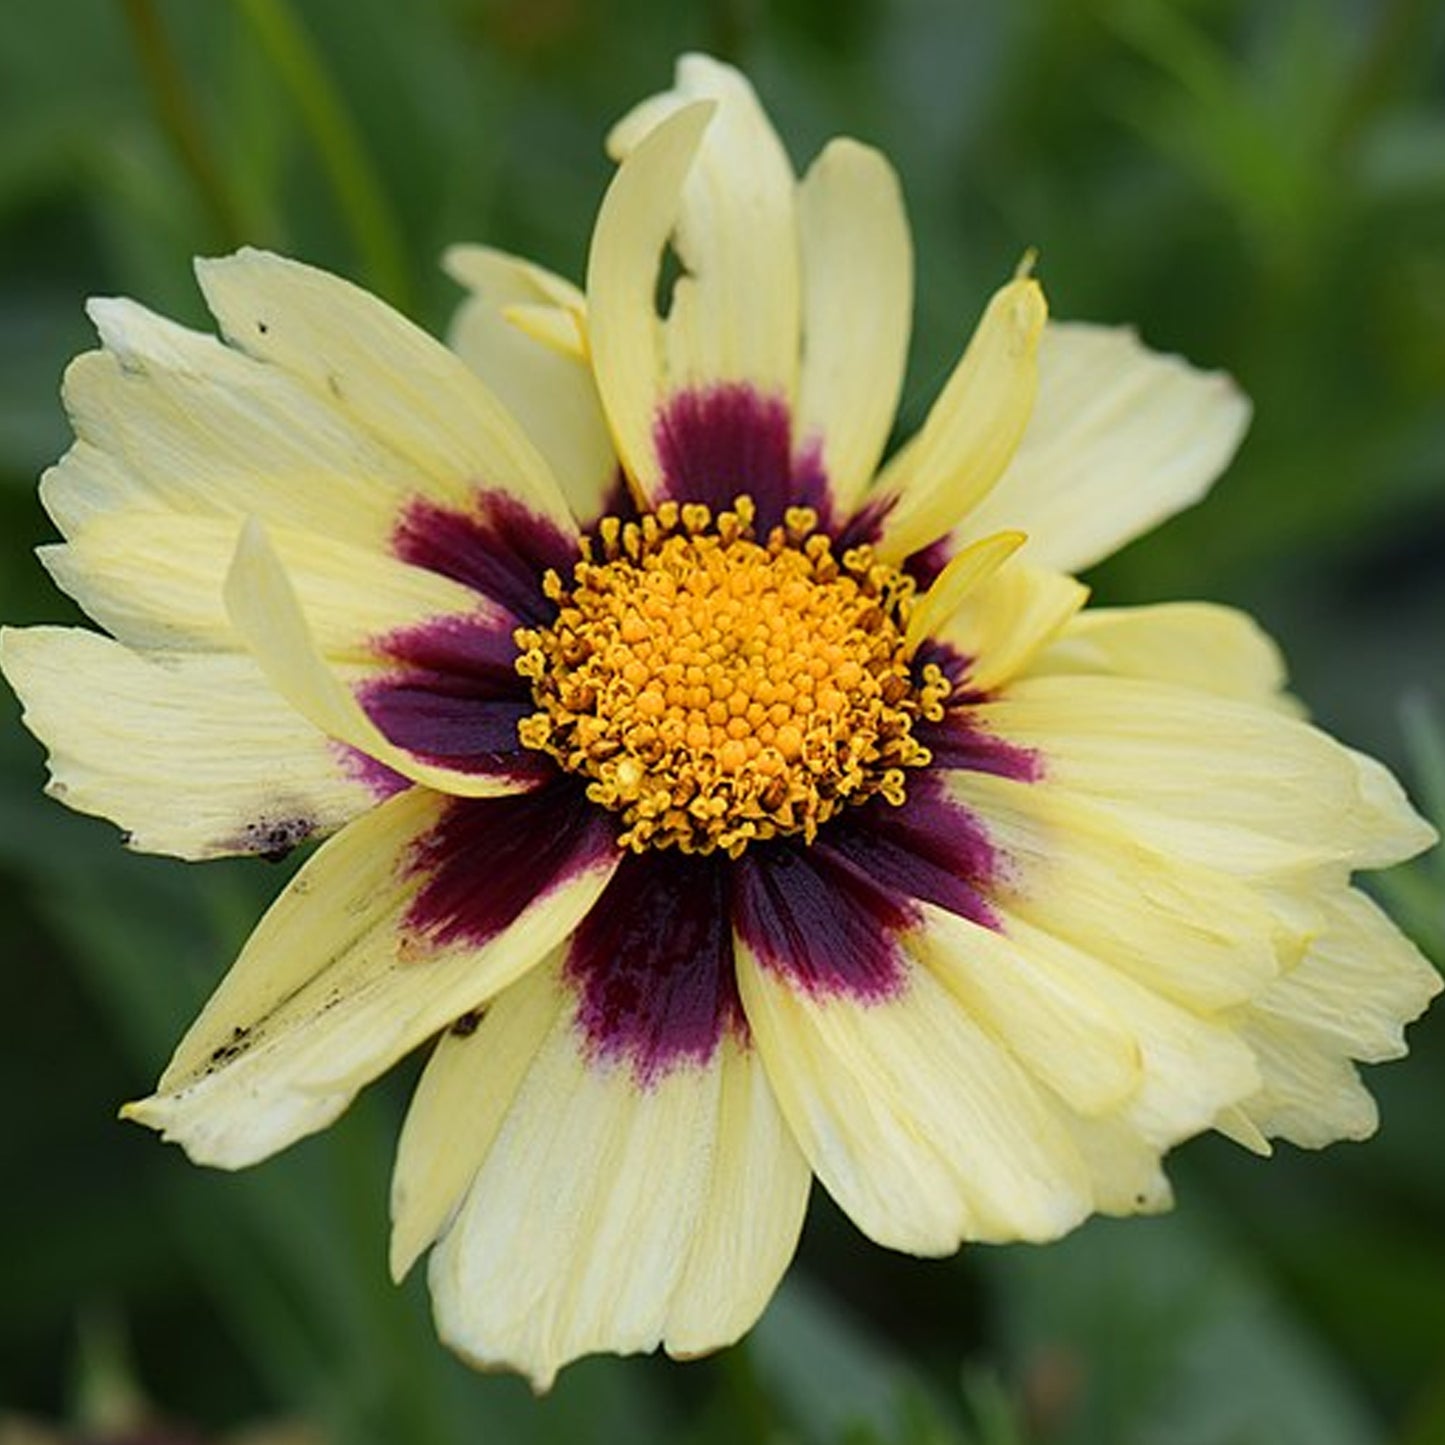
233,815,317,862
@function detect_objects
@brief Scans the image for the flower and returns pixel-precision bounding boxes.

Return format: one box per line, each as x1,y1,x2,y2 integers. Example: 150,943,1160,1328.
2,53,1438,1389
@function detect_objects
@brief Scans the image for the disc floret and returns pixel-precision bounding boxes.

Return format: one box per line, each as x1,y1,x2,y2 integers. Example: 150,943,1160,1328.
515,497,949,855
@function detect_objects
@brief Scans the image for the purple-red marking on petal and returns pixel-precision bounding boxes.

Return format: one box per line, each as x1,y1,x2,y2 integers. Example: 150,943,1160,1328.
904,535,953,589
581,467,639,531
733,841,911,1002
913,639,1043,781
360,612,548,782
393,489,576,624
818,773,1001,928
336,743,411,801
405,776,617,948
834,490,891,551
564,849,743,1086
654,383,833,533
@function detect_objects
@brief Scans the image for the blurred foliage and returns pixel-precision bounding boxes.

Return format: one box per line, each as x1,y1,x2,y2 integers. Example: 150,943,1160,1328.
2,0,1443,1442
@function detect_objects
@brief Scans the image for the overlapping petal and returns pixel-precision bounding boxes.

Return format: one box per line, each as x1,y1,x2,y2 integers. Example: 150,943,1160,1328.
0,626,379,859
405,960,809,1389
124,783,618,1168
942,321,1251,575
443,245,617,525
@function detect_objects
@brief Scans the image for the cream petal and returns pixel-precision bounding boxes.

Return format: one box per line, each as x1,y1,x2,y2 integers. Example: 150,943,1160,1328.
40,440,148,538
0,625,375,859
1061,1112,1174,1217
737,939,1092,1253
794,139,913,511
588,102,714,503
604,54,801,396
926,561,1089,693
124,790,618,1168
1247,887,1441,1066
869,278,1047,563
590,57,807,505
913,904,1143,1117
194,249,577,532
55,299,452,547
41,512,490,658
943,770,1289,1011
665,1032,812,1357
1346,748,1439,869
222,518,525,799
442,245,617,525
418,961,809,1390
904,530,1026,655
922,905,1260,1149
1228,1017,1380,1148
972,675,1394,867
1028,601,1291,706
954,320,1251,573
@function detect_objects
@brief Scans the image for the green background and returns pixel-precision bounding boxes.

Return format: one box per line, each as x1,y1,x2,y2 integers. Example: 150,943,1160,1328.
2,1,1443,1442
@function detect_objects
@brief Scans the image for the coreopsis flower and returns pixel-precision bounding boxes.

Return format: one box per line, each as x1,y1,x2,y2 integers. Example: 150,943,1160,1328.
2,55,1438,1388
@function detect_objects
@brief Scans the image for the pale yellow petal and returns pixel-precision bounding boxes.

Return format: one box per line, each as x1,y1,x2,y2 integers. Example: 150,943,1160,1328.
442,245,616,524
222,518,523,799
926,906,1260,1149
1345,747,1438,869
665,1035,812,1358
1248,887,1440,1065
926,561,1088,693
870,278,1046,563
587,102,715,501
972,675,1378,864
55,299,443,547
904,531,1026,655
737,941,1091,1253
420,961,809,1389
1028,601,1291,706
914,905,1143,1116
1229,1018,1380,1148
194,248,577,532
604,54,800,396
390,949,568,1283
944,770,1289,1011
124,792,616,1168
1061,1112,1175,1217
42,512,489,659
954,320,1251,573
0,625,374,859
40,440,148,537
794,139,912,511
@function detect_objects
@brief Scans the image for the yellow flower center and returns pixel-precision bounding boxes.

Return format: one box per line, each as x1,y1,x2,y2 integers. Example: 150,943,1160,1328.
514,497,949,855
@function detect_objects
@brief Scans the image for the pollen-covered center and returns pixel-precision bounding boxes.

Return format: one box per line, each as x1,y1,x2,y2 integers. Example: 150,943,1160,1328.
514,497,949,856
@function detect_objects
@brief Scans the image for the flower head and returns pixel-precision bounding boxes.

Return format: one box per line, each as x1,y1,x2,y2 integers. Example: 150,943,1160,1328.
2,55,1438,1390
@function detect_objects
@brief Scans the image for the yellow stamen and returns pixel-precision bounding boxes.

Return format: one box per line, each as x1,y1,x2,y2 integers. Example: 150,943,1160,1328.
515,496,949,855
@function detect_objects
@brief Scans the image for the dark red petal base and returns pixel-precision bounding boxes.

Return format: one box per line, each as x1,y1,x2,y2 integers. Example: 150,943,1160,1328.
405,770,1007,1087
654,383,833,533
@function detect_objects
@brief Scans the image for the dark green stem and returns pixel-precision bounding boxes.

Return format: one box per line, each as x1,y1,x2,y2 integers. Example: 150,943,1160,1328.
236,0,412,307
120,0,248,247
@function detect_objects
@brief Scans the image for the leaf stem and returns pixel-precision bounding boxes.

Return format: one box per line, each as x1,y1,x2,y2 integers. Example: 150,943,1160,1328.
119,0,248,247
236,0,412,307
